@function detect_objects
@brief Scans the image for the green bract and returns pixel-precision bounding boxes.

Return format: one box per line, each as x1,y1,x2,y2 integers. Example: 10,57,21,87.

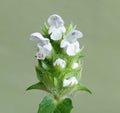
28,14,91,113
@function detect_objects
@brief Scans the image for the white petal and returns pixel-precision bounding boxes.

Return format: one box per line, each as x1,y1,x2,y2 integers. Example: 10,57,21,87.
30,32,50,45
74,41,80,53
43,43,52,56
43,43,52,51
72,63,79,69
48,14,64,27
48,26,57,34
53,58,66,68
63,77,78,87
30,32,43,40
50,29,63,40
58,26,66,33
49,26,66,34
60,39,69,48
64,30,83,43
69,77,78,85
66,41,80,56
66,45,75,56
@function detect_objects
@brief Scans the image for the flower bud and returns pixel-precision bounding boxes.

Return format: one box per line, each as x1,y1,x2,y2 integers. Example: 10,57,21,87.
72,63,79,69
63,77,78,87
53,58,66,68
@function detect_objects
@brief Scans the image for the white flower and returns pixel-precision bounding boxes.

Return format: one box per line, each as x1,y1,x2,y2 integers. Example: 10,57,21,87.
53,58,66,68
30,32,52,60
72,63,79,69
36,43,52,60
60,30,83,56
63,77,78,87
61,40,80,56
48,14,66,40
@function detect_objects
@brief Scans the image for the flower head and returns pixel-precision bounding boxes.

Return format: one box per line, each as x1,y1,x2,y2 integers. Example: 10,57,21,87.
60,30,83,56
30,32,52,60
63,77,78,87
53,58,66,68
48,14,66,40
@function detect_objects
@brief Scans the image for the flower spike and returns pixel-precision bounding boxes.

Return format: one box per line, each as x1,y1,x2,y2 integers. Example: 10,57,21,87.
28,14,91,113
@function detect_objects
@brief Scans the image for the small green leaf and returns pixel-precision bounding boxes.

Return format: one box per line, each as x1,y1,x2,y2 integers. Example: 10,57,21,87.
26,82,50,93
38,96,56,113
54,98,73,113
77,84,92,94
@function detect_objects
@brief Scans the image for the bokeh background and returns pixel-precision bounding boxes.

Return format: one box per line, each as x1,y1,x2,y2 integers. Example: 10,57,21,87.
0,0,120,113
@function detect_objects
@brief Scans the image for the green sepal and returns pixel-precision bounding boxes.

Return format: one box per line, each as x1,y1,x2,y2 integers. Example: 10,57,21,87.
77,84,92,94
38,96,56,113
26,82,50,93
42,23,50,38
54,77,58,88
65,23,76,35
54,98,73,113
35,66,43,81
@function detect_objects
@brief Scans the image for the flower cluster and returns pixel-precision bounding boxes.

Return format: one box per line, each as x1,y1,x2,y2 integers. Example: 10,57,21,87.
28,14,91,101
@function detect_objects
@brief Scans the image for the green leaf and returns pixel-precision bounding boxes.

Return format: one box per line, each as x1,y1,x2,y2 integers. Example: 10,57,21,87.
77,84,92,94
54,98,73,113
26,82,50,93
38,96,56,113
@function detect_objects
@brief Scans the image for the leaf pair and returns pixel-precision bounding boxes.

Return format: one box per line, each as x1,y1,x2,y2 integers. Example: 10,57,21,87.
26,82,92,95
37,96,73,113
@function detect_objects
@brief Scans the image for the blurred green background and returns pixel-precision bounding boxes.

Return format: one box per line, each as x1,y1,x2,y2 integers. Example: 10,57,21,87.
0,0,120,113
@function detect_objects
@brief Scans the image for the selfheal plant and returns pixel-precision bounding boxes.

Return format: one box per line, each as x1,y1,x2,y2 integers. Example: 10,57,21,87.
27,14,91,113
